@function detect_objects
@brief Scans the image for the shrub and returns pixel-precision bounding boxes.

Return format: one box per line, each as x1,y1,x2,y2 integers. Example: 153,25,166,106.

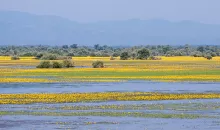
63,59,74,68
92,61,104,68
11,56,20,60
120,52,129,60
205,55,212,60
137,48,150,60
211,52,217,57
35,53,44,59
191,51,203,57
36,61,51,68
57,56,72,60
110,56,115,60
41,54,57,60
52,61,63,68
148,56,162,60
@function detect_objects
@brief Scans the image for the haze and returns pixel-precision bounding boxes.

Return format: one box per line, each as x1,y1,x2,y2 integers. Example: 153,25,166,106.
0,0,219,24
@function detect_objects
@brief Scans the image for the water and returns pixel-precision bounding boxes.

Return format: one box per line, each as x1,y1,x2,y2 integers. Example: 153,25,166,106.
1,81,220,129
1,116,220,130
1,81,220,93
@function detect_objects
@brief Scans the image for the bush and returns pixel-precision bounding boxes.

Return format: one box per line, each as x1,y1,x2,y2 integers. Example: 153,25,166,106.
63,59,74,68
211,52,217,57
120,52,129,60
36,61,51,68
57,56,72,60
191,51,203,57
110,56,115,60
205,55,212,60
137,48,150,60
148,56,161,60
52,61,63,68
41,54,57,60
11,56,20,60
92,61,104,68
35,53,44,59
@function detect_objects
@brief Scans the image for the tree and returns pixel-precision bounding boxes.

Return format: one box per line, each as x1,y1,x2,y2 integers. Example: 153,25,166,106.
184,44,190,56
92,61,104,68
94,44,100,50
36,53,43,59
63,59,74,68
120,52,129,60
205,54,212,60
70,44,78,49
137,48,150,60
197,46,205,53
52,61,63,68
11,56,20,60
41,54,57,60
62,45,68,49
36,61,51,68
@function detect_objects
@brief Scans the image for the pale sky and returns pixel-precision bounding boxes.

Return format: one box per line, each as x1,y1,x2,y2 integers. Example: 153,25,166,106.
0,0,219,24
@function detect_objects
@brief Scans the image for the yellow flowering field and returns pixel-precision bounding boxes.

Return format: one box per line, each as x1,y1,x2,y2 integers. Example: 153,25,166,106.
0,56,220,82
1,92,220,104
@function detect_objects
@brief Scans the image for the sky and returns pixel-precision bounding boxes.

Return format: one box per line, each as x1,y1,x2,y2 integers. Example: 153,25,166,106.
0,0,219,24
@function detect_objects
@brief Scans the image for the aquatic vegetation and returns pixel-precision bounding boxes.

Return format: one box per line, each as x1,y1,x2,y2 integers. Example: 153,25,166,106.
1,92,220,104
29,102,220,111
0,78,55,83
0,111,214,119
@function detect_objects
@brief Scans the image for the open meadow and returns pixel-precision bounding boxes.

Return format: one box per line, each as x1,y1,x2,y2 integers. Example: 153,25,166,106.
1,56,220,130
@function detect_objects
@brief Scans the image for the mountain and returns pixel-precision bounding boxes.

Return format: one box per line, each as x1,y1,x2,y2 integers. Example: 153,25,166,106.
0,11,220,46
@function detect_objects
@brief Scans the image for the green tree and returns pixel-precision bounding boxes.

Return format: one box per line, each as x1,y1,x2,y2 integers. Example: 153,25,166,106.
137,48,150,60
52,61,63,68
70,44,78,49
92,61,104,68
36,61,51,68
62,45,68,49
120,52,129,60
63,59,74,68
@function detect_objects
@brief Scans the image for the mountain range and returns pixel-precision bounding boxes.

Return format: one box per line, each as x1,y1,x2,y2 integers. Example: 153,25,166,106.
0,11,220,46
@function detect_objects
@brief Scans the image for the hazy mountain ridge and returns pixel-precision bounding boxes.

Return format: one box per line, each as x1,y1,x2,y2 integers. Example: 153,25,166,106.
0,11,220,45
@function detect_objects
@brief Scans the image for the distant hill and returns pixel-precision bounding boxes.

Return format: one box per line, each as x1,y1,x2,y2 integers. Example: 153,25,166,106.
0,11,220,46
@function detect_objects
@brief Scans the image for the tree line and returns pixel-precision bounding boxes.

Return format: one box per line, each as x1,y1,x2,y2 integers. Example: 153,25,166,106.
1,44,220,60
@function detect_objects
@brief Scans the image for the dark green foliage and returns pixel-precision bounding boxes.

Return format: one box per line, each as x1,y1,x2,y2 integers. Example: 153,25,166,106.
35,53,43,59
192,51,203,57
211,52,217,57
112,52,120,57
41,54,57,60
62,45,68,49
205,55,212,60
137,48,150,60
148,56,161,60
92,61,104,68
197,46,205,52
36,61,51,68
70,44,78,49
11,56,20,60
21,52,33,57
57,56,72,60
1,45,220,58
120,52,129,60
52,61,63,68
63,59,74,68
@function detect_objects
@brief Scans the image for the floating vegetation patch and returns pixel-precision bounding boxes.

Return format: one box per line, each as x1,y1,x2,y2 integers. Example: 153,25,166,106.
1,92,220,104
0,111,214,119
